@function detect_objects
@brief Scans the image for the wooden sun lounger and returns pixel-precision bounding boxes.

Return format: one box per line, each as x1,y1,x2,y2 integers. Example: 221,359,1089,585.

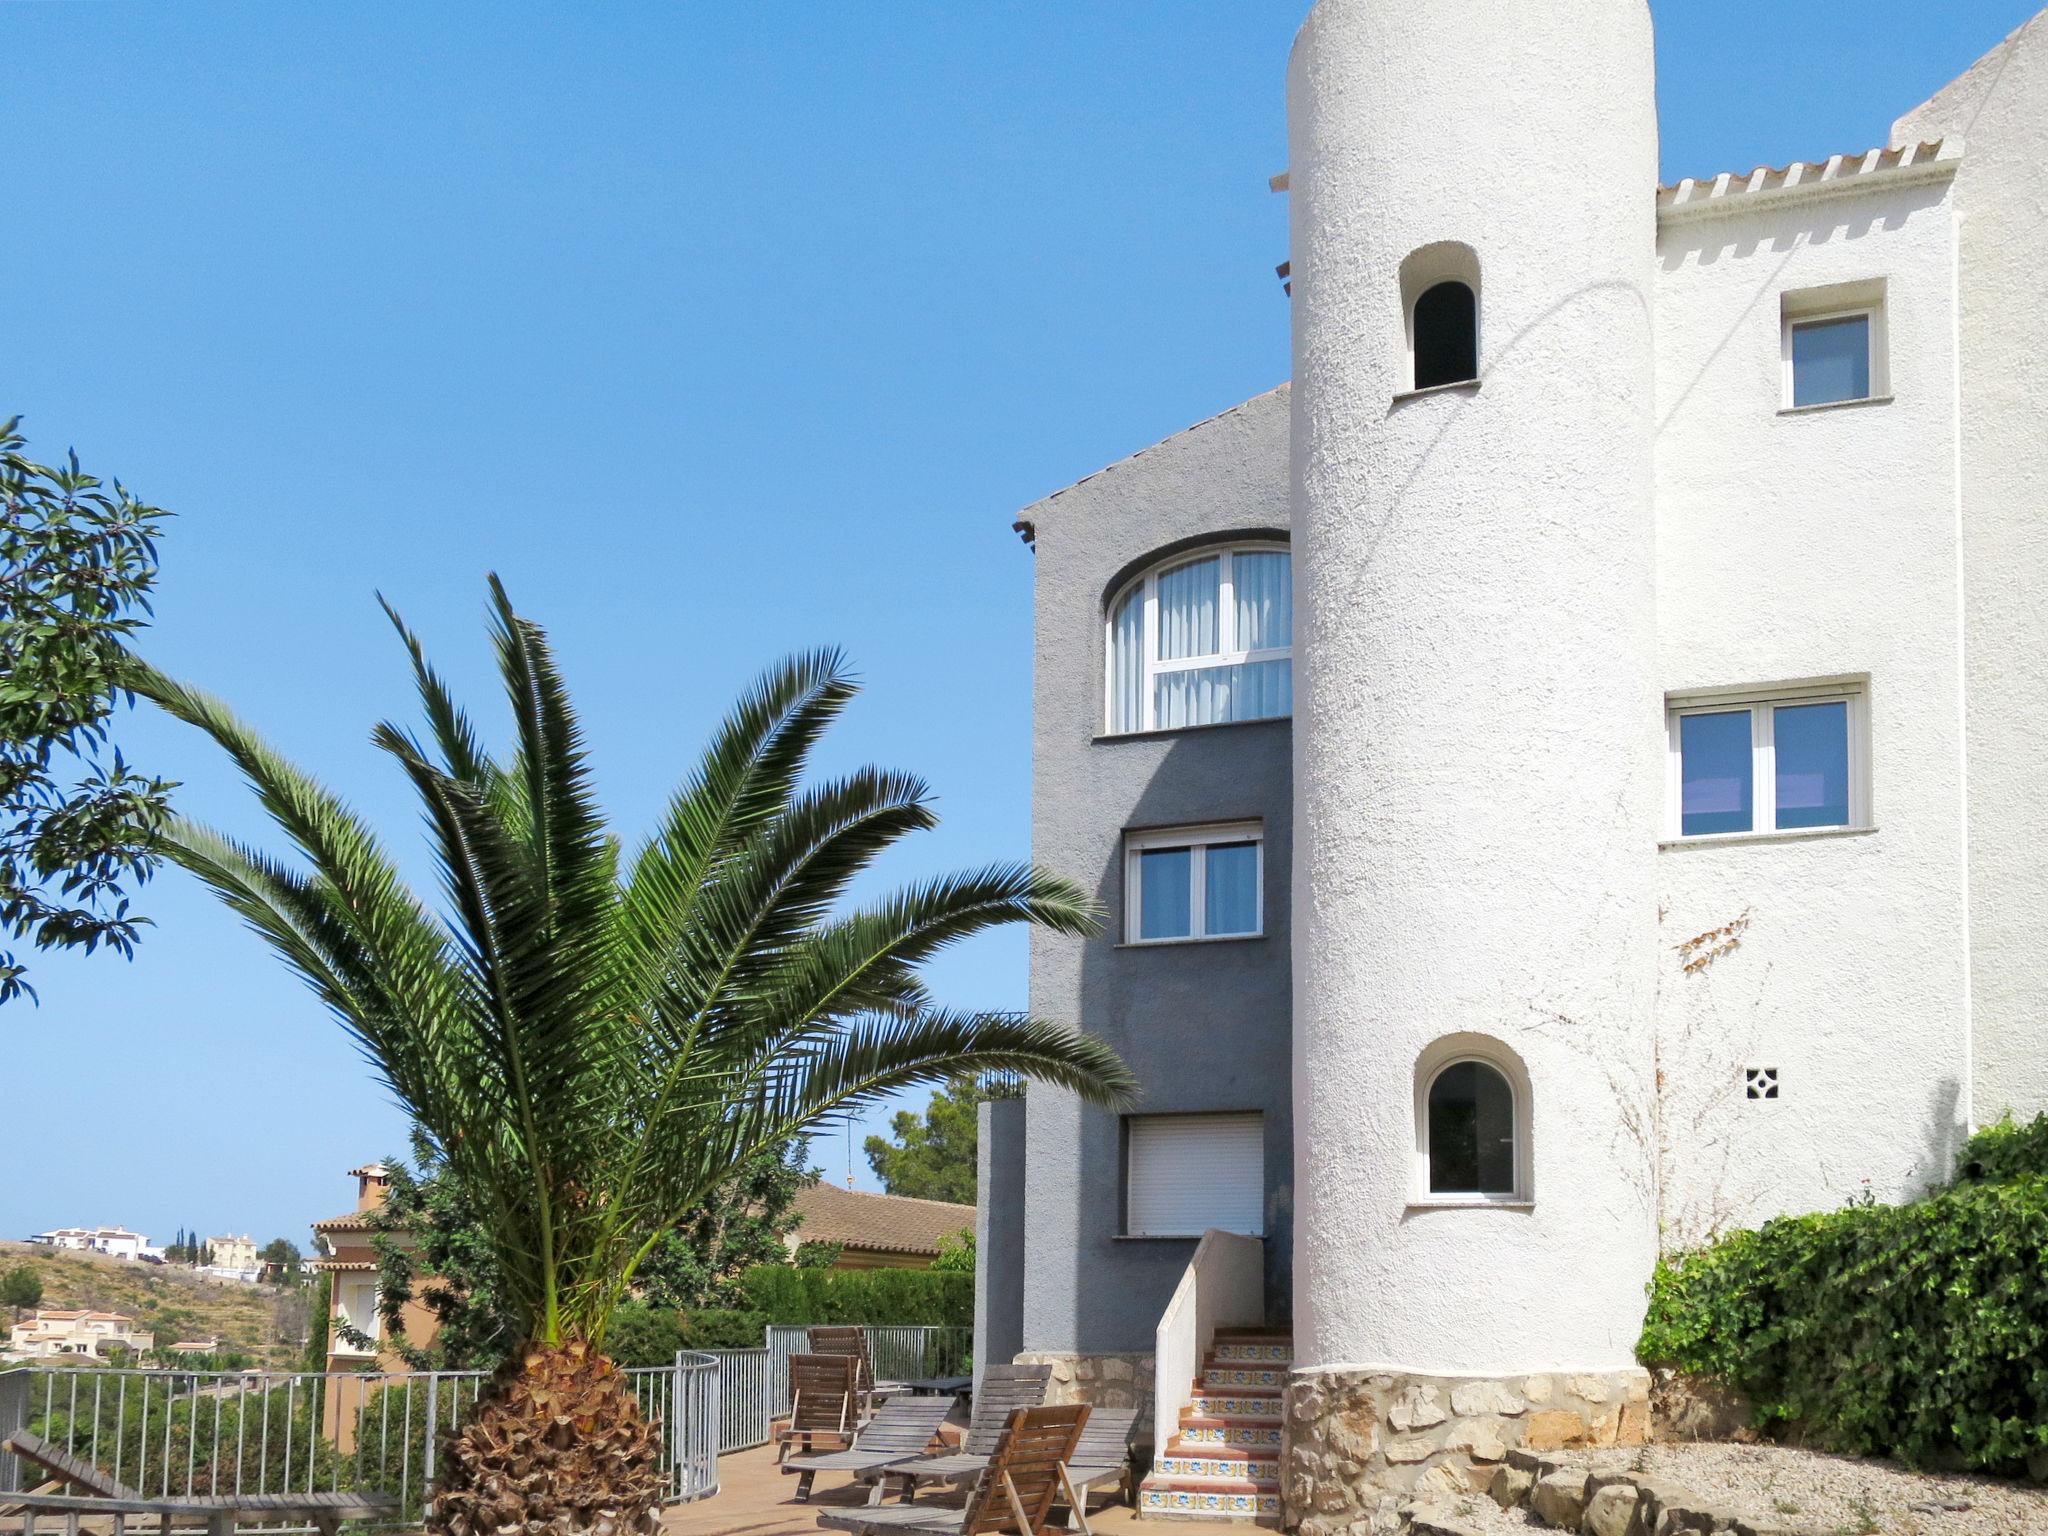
816,1405,1093,1536
2,1432,399,1536
781,1394,954,1502
776,1353,863,1462
1057,1408,1141,1527
875,1363,1051,1500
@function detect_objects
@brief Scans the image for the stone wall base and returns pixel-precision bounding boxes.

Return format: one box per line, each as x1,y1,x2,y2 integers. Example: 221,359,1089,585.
1282,1366,1649,1534
1011,1352,1156,1420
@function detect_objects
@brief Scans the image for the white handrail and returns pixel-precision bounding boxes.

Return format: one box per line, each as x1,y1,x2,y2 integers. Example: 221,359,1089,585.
1150,1229,1265,1457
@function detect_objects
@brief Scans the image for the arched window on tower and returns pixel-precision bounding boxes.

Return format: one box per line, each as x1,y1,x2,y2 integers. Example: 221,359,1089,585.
1413,1034,1531,1204
1427,1059,1515,1194
1399,242,1482,395
1412,281,1478,390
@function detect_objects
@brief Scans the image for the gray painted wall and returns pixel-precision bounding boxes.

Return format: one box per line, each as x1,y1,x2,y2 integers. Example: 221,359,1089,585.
1007,384,1295,1356
974,1096,1027,1389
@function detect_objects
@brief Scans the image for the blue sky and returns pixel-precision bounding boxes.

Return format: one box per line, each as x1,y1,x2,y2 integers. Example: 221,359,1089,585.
2,0,2032,1252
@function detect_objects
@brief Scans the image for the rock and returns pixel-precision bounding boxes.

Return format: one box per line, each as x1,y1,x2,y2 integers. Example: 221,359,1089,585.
1581,1483,1642,1536
1390,1384,1448,1431
1524,1376,1556,1405
1524,1410,1591,1452
1407,1505,1488,1536
1648,1501,1717,1536
1442,1420,1508,1461
1385,1434,1438,1464
1413,1463,1467,1500
1101,1355,1133,1384
1648,1370,1753,1443
1327,1414,1377,1466
1290,1381,1328,1425
1566,1375,1612,1404
1452,1379,1529,1418
1617,1400,1649,1446
1529,1468,1591,1529
1489,1464,1535,1509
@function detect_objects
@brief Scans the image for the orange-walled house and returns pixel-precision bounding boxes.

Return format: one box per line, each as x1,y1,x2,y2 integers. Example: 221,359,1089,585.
311,1163,441,1452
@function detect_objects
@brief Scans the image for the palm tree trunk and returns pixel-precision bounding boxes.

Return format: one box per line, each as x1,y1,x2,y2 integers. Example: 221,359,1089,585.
429,1338,665,1536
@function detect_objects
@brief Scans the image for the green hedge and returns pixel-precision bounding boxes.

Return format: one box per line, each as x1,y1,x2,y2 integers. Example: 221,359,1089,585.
736,1265,972,1328
1638,1143,2048,1472
1957,1112,2048,1185
606,1303,770,1365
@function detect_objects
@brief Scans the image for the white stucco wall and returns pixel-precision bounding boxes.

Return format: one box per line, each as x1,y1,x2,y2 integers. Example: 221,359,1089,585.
1287,0,1661,1376
1896,12,2048,1126
1650,175,1970,1241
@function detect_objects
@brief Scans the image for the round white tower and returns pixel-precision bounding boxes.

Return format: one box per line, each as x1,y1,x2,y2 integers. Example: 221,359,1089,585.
1285,0,1662,1500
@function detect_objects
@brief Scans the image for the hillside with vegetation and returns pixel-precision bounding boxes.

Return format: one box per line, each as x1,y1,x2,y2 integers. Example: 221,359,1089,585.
0,1242,315,1367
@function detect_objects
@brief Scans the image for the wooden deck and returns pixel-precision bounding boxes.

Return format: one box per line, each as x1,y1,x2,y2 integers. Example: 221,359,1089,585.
659,1445,1248,1536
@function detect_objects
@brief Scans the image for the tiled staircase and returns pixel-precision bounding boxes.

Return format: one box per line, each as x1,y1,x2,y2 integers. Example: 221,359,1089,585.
1138,1329,1291,1525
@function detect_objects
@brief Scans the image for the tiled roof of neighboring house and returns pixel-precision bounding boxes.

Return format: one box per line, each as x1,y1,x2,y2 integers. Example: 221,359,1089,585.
790,1183,975,1258
311,1212,371,1234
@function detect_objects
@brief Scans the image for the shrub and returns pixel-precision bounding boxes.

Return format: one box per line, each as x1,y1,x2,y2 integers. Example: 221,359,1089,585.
1955,1112,2048,1185
679,1307,770,1351
736,1265,971,1328
604,1303,769,1364
1639,1174,2048,1472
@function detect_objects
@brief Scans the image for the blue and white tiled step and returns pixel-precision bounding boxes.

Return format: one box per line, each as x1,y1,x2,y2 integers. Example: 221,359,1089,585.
1200,1364,1288,1391
1154,1453,1281,1482
1138,1331,1291,1526
1184,1391,1282,1420
1173,1421,1283,1449
1208,1340,1291,1365
1138,1482,1283,1524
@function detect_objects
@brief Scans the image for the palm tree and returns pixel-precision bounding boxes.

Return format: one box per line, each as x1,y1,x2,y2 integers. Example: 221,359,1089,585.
131,579,1134,1536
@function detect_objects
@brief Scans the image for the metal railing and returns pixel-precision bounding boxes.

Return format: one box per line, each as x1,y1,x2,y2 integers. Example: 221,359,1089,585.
0,1325,963,1522
0,1357,722,1522
762,1325,971,1412
703,1349,775,1452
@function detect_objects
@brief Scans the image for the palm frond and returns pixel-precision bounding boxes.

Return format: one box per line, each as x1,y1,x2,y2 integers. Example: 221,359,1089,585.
140,591,1126,1351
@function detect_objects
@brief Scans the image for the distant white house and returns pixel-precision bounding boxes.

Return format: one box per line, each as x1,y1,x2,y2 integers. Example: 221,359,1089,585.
28,1226,162,1261
199,1233,263,1283
5,1309,155,1360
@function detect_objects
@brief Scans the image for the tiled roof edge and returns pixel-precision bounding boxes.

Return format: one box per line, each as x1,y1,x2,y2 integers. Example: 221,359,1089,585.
1658,139,1959,222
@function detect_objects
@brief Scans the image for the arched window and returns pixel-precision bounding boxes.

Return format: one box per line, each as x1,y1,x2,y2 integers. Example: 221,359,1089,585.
1413,1035,1530,1204
1412,281,1477,390
1400,242,1481,394
1106,542,1292,734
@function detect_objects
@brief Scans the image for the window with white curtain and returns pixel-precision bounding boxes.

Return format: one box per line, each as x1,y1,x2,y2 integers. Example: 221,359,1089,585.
1105,543,1292,734
1124,822,1263,944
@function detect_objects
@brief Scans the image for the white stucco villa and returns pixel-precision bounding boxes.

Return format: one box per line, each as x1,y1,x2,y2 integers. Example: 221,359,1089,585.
27,1226,161,1262
972,1,2048,1526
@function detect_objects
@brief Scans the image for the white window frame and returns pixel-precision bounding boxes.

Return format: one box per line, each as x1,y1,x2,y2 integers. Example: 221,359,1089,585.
1103,542,1291,735
1665,681,1870,840
1123,821,1264,945
331,1277,381,1357
1780,283,1889,410
1411,1035,1532,1208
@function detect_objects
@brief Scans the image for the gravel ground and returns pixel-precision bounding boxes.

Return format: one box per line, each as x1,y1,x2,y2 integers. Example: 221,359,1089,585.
1413,1443,2048,1535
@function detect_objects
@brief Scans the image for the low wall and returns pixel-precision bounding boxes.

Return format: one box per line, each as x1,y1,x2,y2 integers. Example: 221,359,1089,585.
1012,1351,1157,1420
1283,1366,1650,1531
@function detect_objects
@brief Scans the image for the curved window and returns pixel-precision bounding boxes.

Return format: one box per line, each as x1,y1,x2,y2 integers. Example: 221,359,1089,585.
1426,1060,1515,1195
1412,281,1477,390
1106,543,1292,733
1413,1035,1530,1204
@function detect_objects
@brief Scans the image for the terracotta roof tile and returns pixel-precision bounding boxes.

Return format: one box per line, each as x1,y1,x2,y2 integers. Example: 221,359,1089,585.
790,1184,974,1257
